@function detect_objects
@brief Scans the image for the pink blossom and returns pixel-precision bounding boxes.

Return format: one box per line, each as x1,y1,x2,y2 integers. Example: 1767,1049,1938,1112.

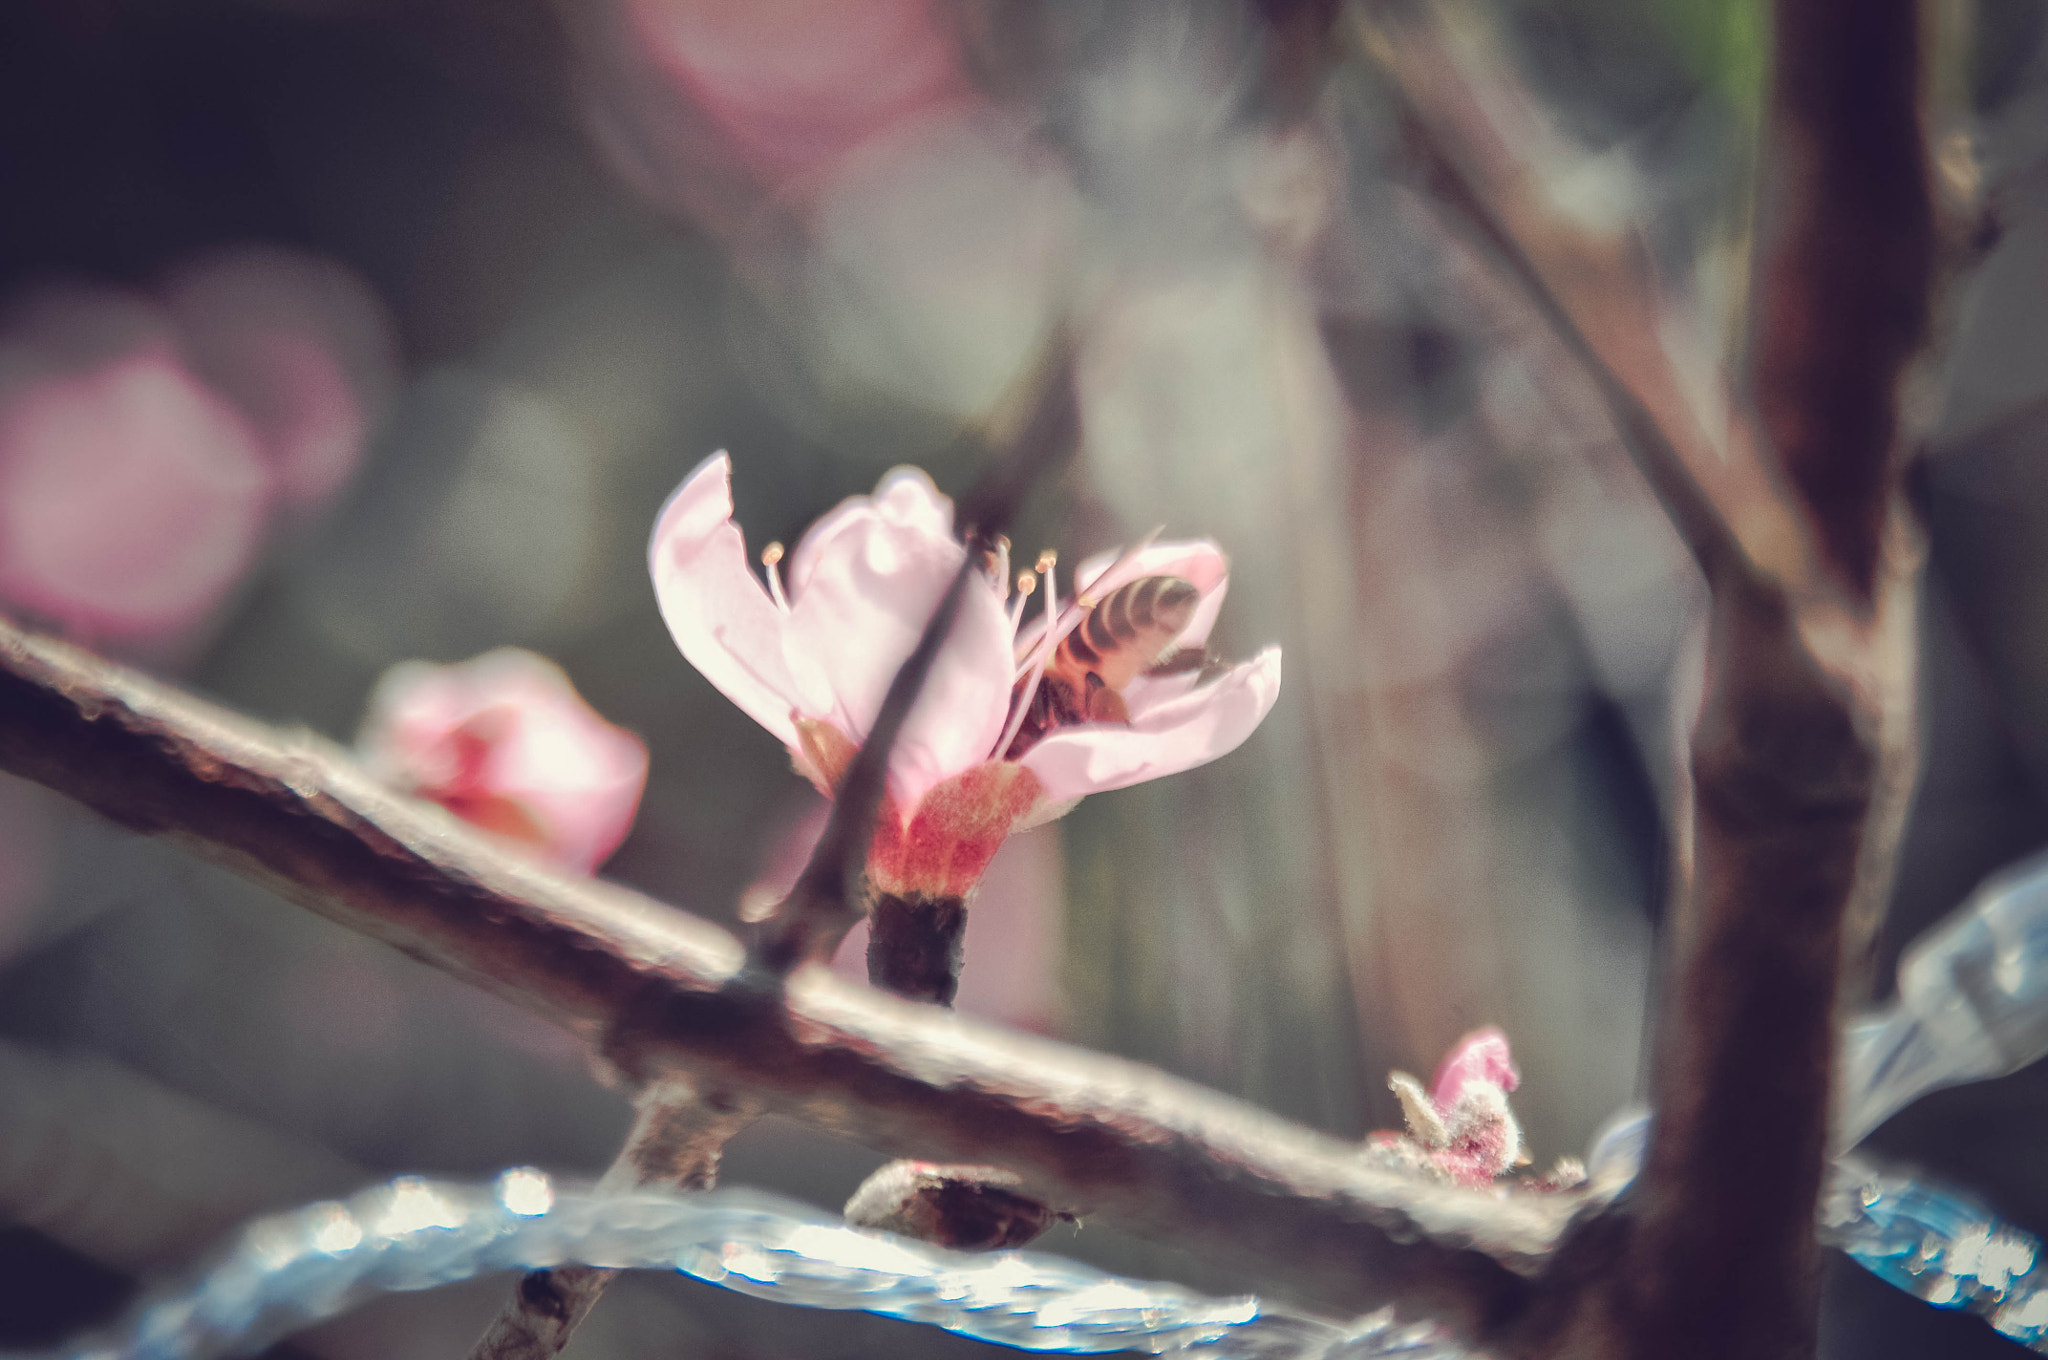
650,451,1281,896
624,0,967,185
0,287,270,646
357,649,650,874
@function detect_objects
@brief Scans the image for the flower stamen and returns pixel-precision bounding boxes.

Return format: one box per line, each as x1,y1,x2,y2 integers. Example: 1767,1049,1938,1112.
1008,570,1036,633
761,542,790,613
995,552,1061,758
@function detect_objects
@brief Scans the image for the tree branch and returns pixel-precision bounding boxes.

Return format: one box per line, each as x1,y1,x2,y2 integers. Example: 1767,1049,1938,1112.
466,1080,758,1360
0,618,1604,1345
1752,0,1933,604
1597,5,1934,1354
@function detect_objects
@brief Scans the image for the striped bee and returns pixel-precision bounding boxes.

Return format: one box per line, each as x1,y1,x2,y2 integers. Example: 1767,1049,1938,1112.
1002,574,1209,758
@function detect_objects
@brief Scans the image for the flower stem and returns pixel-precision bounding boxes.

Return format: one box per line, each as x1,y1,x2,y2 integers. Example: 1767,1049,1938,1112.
867,892,969,1006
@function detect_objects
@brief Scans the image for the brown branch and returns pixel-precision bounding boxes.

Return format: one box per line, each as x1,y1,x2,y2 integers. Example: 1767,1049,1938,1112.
1617,575,1876,1358
1744,0,1935,1003
0,616,1601,1343
1597,5,1933,1354
1752,0,1933,604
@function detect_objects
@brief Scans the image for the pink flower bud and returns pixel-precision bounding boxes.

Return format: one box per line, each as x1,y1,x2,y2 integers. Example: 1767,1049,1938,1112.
358,650,650,873
1429,1026,1521,1109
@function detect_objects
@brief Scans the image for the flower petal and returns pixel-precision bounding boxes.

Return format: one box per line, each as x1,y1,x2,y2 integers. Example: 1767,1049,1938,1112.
649,452,825,746
1017,645,1281,802
783,466,1012,807
1020,538,1232,655
1429,1027,1520,1110
786,464,956,598
886,577,1014,809
1071,537,1229,600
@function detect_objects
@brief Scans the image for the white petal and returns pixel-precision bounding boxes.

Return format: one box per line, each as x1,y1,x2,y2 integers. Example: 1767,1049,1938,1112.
787,465,956,598
888,578,1015,809
782,469,1012,807
1017,646,1281,802
648,452,824,746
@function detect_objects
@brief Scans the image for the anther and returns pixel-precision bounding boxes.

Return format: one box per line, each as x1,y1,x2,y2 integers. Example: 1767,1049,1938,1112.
1006,570,1036,633
762,542,790,612
997,553,1062,758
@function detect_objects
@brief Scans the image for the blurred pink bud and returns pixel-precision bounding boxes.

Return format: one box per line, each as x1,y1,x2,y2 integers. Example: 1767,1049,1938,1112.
0,286,270,645
625,0,965,181
162,245,397,514
577,0,971,224
357,649,650,873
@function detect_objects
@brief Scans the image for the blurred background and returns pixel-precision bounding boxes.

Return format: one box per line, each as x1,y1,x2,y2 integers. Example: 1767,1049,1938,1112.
0,0,2045,1355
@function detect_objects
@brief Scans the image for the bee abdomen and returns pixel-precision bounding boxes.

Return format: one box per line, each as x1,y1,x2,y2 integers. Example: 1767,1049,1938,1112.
1061,575,1198,690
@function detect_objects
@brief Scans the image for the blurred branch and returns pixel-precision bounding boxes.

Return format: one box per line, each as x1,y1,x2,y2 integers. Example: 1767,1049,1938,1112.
0,1041,361,1273
1349,0,1805,594
0,616,1602,1342
752,337,1078,974
746,551,984,974
1607,572,1876,1360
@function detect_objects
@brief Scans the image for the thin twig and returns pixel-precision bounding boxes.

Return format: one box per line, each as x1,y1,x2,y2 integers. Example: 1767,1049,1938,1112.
749,338,1079,974
471,344,1083,1358
748,553,986,974
466,1081,759,1360
1349,3,1750,591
